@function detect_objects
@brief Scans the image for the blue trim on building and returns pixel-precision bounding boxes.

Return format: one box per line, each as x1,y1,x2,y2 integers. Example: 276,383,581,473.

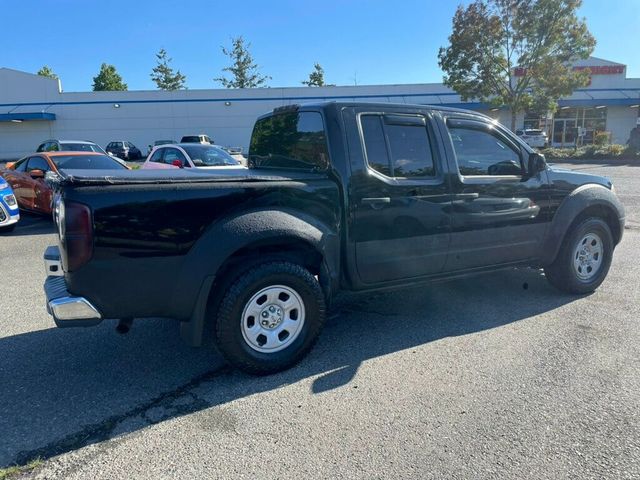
0,112,56,122
558,98,640,107
0,88,637,111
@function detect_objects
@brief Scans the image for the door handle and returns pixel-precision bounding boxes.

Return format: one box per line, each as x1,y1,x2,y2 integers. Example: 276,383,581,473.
453,193,480,200
361,197,391,209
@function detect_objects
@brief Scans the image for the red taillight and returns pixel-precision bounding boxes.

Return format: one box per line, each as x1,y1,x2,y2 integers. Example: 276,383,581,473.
64,202,93,271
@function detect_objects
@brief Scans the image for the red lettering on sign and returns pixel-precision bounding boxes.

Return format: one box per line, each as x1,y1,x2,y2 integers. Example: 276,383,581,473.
513,65,624,77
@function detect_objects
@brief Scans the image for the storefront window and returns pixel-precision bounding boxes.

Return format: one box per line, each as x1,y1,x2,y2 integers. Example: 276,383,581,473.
548,107,607,147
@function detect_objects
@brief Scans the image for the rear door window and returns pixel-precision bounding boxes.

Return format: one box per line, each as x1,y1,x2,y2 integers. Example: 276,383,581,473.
360,113,436,178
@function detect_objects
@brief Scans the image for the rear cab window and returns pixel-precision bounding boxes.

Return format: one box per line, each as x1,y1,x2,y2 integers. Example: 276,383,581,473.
249,110,330,171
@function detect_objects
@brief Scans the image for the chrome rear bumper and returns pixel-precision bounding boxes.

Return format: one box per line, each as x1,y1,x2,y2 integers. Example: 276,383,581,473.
44,246,102,327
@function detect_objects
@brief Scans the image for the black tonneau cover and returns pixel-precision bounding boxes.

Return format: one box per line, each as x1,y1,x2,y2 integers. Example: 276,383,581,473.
54,167,325,186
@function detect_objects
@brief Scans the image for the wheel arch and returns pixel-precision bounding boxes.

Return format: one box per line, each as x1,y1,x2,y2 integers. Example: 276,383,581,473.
179,209,339,346
541,184,625,266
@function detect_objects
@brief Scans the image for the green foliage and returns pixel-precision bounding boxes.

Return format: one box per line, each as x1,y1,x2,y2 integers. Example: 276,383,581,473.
92,63,127,91
0,458,42,480
594,131,610,146
150,48,187,90
540,144,638,160
37,65,58,80
302,63,326,87
215,36,270,88
438,0,596,130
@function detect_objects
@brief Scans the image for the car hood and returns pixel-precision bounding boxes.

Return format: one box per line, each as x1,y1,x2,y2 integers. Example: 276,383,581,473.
546,164,613,190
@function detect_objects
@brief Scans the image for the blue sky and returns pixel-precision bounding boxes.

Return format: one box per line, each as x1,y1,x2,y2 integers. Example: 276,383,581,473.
1,0,638,91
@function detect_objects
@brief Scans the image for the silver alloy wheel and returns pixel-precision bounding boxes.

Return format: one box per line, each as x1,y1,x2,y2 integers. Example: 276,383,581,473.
241,285,306,353
573,232,604,281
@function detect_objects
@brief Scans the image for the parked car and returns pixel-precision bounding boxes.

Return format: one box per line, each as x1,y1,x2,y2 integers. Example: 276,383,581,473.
147,140,176,156
516,129,548,148
36,139,129,167
0,177,20,232
222,146,247,166
43,102,624,375
37,139,107,154
105,141,143,160
3,152,127,215
142,144,242,170
180,134,213,144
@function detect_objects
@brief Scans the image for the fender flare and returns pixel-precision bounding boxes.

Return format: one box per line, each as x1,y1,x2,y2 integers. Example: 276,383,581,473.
540,183,625,266
176,208,340,346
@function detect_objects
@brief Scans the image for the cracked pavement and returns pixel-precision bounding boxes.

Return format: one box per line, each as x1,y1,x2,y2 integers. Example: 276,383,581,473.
0,162,639,479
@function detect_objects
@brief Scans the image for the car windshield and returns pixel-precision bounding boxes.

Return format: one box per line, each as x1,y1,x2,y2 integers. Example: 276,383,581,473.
181,136,201,143
51,154,127,170
60,142,106,154
525,129,544,135
183,146,240,166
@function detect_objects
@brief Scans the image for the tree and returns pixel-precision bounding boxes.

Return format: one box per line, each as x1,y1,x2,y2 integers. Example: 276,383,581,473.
150,48,187,90
215,36,270,88
37,66,58,80
92,63,128,91
438,0,595,130
302,63,325,87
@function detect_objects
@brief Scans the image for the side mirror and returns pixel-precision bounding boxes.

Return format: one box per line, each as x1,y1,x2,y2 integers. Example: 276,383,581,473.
527,152,546,177
171,159,184,168
29,169,45,179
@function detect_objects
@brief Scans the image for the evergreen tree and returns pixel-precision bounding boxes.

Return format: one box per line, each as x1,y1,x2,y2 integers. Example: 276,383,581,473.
37,66,58,80
215,36,270,88
150,48,187,90
92,63,128,91
302,63,325,87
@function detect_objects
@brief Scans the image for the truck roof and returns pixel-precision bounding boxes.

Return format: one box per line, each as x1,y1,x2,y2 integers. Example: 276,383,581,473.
261,101,493,122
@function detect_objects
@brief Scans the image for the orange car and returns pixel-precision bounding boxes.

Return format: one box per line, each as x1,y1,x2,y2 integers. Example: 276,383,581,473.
1,151,128,215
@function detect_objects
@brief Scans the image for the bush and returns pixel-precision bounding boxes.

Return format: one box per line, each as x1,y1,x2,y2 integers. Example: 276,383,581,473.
539,144,637,160
594,131,610,146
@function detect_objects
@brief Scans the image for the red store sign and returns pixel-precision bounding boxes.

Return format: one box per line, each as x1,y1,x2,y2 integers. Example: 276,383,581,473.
513,65,625,76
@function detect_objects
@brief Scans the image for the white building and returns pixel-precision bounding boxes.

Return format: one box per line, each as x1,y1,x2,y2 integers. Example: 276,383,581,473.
1,56,638,160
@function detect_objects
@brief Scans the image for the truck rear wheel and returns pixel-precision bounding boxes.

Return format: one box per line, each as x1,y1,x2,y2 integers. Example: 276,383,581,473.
544,217,614,294
214,261,326,375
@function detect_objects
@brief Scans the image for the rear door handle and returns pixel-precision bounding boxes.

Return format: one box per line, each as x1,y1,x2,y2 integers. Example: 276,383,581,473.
361,197,391,209
454,193,480,200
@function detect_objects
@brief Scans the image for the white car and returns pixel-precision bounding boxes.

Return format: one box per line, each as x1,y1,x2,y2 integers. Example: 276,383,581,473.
516,129,548,148
141,144,246,170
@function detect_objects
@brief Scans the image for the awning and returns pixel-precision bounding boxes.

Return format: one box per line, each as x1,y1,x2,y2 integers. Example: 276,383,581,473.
0,112,56,122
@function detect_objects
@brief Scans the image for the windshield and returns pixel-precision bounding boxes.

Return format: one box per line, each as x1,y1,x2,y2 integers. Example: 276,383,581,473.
60,142,107,154
182,145,240,166
51,154,127,170
525,129,544,135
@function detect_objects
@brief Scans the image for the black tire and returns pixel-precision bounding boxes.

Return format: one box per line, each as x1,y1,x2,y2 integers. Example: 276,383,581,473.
544,217,614,294
214,261,326,375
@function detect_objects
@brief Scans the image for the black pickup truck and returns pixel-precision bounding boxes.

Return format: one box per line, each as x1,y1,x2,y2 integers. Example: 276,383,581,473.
43,102,625,374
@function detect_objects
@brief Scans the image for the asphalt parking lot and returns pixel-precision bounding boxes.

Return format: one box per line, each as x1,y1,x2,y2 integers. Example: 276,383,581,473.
1,162,639,479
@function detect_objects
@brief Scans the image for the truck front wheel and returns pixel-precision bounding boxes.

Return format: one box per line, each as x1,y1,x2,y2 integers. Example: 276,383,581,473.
214,261,326,375
544,217,614,294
